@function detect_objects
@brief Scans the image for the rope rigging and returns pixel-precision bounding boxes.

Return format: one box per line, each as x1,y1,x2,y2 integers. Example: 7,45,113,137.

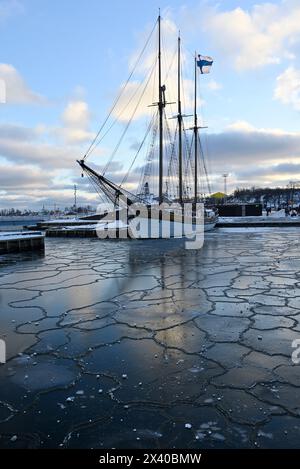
79,16,214,207
120,111,157,188
82,18,158,161
137,112,158,196
103,56,158,175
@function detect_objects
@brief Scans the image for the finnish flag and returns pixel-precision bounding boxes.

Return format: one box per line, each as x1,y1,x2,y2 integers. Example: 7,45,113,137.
197,55,213,74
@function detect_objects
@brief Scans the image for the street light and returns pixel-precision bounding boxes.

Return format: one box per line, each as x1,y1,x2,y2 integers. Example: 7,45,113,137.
222,173,229,204
74,184,77,212
288,181,300,208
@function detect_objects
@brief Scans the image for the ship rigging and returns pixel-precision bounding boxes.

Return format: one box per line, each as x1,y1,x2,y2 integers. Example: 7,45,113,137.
77,14,217,234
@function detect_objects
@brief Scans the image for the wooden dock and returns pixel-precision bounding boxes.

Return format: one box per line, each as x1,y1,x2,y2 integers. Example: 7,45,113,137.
0,231,45,254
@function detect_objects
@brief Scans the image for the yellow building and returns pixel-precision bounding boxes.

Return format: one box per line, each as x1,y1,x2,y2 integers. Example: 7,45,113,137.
211,192,226,199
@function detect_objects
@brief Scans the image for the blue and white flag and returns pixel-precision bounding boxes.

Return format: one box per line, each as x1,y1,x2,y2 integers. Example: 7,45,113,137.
197,55,213,74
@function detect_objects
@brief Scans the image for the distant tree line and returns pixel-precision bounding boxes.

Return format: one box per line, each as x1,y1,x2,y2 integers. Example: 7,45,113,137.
205,186,300,207
233,187,299,205
0,208,39,216
0,205,96,216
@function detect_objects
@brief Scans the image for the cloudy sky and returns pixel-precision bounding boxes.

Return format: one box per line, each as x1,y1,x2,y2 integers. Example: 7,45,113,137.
1,0,300,209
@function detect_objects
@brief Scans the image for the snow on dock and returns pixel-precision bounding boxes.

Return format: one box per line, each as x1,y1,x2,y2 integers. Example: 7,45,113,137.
46,220,129,238
0,231,45,254
217,215,300,227
45,216,300,237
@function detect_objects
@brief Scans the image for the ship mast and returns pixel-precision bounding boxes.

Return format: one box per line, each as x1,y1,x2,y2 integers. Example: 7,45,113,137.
177,34,183,204
158,13,165,204
193,54,198,205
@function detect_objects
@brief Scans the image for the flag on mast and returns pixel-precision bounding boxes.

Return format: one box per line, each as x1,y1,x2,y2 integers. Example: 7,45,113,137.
197,55,213,74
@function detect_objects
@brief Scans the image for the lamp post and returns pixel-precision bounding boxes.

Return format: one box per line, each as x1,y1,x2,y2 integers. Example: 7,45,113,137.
223,173,228,204
74,184,77,212
288,181,300,209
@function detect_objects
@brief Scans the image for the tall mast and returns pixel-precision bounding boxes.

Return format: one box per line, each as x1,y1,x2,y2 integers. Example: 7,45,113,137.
177,34,183,204
193,54,198,205
158,13,164,204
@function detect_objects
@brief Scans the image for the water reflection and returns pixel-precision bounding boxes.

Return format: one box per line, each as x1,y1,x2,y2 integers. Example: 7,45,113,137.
0,249,45,268
0,231,297,448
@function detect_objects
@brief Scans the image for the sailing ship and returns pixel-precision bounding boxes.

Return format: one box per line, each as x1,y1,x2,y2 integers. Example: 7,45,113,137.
77,15,218,239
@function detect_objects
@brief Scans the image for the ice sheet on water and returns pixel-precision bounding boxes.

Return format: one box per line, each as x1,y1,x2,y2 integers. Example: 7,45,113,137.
8,357,78,391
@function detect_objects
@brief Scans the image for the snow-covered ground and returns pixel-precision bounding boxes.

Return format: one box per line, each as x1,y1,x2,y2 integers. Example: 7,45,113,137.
219,214,300,224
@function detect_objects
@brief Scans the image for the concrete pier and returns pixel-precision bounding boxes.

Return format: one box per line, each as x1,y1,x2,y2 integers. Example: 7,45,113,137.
217,216,300,227
0,231,45,254
46,228,98,238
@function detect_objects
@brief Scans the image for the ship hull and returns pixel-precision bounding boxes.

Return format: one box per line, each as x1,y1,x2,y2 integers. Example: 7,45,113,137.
95,212,218,240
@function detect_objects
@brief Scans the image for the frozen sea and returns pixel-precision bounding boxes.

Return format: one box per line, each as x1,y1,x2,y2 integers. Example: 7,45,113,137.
0,227,300,448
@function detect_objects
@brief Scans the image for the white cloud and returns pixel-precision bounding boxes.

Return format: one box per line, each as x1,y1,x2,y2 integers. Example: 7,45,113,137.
0,163,52,190
0,63,45,104
202,0,300,70
0,77,5,103
112,16,196,123
226,120,295,136
0,118,102,208
62,100,90,128
226,120,256,133
60,99,95,144
211,119,300,156
0,136,76,169
207,120,300,189
2,116,300,207
274,66,300,110
206,79,222,91
0,122,82,170
0,123,41,140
